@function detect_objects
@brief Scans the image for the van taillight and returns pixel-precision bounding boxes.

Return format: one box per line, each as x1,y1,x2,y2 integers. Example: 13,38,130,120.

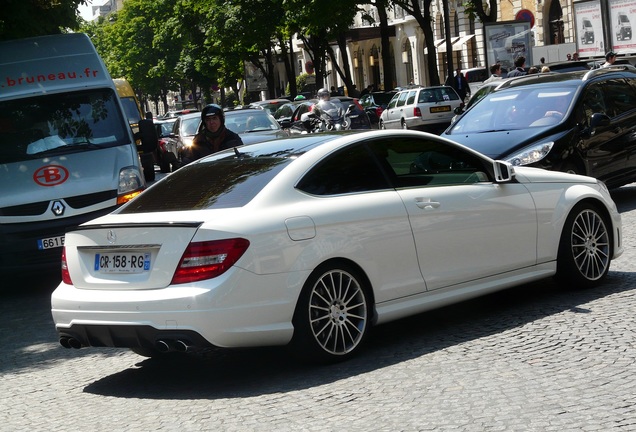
414,107,422,117
171,238,250,284
61,247,72,285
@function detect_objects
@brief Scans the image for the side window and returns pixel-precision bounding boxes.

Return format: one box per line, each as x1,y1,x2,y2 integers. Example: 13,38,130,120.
365,137,490,188
406,91,417,105
387,93,399,109
604,78,636,117
396,92,409,107
296,144,391,195
582,83,607,124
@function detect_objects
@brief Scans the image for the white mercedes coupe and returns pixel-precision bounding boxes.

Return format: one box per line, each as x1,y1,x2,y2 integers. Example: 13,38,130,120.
51,130,623,363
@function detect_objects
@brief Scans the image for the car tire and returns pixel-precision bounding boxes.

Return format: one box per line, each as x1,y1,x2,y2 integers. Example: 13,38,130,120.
555,203,611,289
401,120,408,130
379,120,386,130
291,262,371,363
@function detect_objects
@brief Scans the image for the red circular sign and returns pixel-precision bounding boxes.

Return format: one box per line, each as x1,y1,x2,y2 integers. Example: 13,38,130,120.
33,165,69,186
516,9,535,28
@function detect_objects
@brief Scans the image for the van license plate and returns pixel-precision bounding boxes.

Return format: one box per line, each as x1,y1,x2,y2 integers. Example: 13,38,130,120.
38,235,65,250
95,252,151,273
430,106,451,113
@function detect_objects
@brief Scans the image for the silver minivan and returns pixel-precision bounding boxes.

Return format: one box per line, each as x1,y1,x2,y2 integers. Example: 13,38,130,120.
379,86,462,132
0,34,145,277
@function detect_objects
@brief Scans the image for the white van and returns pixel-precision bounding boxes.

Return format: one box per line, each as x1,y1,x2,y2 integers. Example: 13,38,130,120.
0,33,145,276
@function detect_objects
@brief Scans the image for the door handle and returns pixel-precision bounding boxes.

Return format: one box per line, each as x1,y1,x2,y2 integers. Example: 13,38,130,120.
415,198,441,209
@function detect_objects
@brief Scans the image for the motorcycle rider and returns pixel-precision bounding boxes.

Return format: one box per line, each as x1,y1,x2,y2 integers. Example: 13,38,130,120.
181,104,243,164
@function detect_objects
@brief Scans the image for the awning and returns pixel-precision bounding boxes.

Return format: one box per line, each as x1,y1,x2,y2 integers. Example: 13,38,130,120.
437,37,459,53
424,39,446,54
452,34,475,50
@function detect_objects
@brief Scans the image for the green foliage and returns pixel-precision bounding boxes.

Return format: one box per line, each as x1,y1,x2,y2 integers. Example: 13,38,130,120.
0,0,86,41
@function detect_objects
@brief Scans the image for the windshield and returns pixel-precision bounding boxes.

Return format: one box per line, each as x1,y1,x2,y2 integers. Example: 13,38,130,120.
0,89,129,163
119,96,142,126
447,86,576,133
181,116,201,136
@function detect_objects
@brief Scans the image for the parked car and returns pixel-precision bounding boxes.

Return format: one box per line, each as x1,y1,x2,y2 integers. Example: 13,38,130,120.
443,65,636,189
51,130,622,364
462,66,488,94
154,118,179,173
359,91,397,127
248,98,291,115
380,85,463,133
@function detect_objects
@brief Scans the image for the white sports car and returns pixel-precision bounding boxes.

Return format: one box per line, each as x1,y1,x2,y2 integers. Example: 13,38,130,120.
51,130,623,363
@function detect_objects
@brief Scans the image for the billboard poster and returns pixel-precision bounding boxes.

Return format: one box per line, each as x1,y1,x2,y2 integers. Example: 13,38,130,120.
574,0,605,57
244,61,268,92
609,0,636,52
484,21,533,72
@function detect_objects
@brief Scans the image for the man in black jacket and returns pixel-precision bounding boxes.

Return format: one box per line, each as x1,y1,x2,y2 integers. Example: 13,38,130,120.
135,111,158,182
181,104,243,165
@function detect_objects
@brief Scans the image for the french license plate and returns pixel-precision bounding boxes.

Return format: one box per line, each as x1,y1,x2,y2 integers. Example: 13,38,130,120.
38,235,65,250
430,105,451,113
95,252,151,273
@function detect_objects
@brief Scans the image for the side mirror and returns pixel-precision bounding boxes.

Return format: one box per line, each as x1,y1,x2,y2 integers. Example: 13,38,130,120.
590,112,611,129
346,103,356,113
493,160,515,182
279,119,291,129
453,106,464,115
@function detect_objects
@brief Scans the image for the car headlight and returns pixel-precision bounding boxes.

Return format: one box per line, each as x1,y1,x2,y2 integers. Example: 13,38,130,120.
506,142,554,166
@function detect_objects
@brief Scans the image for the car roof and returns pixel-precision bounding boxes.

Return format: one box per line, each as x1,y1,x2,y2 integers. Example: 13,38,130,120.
496,65,636,91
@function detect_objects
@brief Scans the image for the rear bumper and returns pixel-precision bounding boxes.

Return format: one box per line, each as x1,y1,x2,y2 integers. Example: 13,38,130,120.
51,269,304,350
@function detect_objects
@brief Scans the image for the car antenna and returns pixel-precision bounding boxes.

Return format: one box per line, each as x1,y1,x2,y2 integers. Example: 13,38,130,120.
233,147,242,157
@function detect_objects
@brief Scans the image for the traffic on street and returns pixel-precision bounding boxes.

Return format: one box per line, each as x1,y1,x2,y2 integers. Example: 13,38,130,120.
2,183,636,431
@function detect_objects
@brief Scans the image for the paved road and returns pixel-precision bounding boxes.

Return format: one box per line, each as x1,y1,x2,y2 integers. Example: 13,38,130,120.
2,184,636,432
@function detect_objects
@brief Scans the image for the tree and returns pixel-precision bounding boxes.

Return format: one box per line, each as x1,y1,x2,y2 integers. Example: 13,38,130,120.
463,0,498,24
0,0,87,41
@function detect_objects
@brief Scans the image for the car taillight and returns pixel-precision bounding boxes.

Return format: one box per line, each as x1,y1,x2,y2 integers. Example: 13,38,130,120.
171,238,250,284
414,107,422,117
61,247,72,285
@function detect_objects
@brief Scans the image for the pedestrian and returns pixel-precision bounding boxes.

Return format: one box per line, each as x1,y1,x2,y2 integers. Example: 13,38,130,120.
447,67,470,101
483,63,503,84
527,66,539,74
330,86,339,96
573,52,580,61
540,57,545,64
567,53,572,61
134,111,158,182
601,51,617,67
360,84,374,97
506,56,527,77
181,104,243,165
541,65,551,73
349,84,361,97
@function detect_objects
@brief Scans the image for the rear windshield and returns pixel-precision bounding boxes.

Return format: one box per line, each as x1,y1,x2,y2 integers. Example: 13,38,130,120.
418,87,460,103
119,156,292,212
0,89,129,163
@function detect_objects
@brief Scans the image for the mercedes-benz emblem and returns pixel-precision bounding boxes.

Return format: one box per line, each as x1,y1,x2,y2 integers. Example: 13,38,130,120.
107,230,117,244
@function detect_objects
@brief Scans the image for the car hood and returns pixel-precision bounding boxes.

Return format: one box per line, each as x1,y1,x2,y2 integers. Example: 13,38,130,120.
444,127,556,159
513,165,597,184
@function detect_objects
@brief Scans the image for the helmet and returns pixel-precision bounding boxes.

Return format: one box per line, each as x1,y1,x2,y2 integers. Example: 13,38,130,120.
294,95,306,101
317,88,330,101
201,104,224,126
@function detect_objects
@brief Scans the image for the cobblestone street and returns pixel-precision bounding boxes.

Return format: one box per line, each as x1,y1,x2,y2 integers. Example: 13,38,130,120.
2,184,636,432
